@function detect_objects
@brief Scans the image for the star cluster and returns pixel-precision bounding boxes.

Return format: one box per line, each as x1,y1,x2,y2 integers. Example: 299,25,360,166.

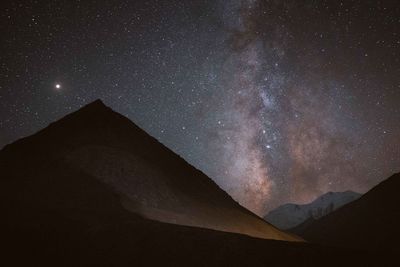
1,0,399,215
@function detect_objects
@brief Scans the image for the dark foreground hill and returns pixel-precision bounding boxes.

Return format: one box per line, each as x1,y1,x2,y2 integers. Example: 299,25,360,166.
292,173,400,252
0,100,395,266
0,99,296,241
0,145,390,267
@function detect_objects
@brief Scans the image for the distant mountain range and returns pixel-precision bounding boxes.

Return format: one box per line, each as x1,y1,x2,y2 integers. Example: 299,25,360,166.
291,173,400,252
264,191,361,229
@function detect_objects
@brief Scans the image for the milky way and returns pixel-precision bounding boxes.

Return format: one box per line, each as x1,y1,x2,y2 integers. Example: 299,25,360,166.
207,0,399,213
213,0,276,212
1,0,399,215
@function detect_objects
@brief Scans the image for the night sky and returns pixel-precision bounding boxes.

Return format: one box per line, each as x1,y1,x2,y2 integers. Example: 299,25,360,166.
1,0,399,215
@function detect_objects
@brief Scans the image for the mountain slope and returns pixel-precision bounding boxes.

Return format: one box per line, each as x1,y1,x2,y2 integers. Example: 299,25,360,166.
265,191,361,229
0,99,395,265
291,173,400,251
1,164,381,266
0,132,388,267
0,99,298,241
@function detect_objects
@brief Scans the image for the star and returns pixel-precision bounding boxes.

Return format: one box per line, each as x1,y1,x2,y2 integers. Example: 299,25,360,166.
0,0,399,216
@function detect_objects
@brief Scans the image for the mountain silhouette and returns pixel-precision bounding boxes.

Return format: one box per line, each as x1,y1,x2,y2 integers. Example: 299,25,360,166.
265,191,361,229
0,99,394,266
291,173,400,252
0,99,297,241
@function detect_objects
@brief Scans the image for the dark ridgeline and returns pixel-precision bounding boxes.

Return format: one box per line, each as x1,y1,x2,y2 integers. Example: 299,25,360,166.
0,100,393,266
0,99,297,242
291,173,400,253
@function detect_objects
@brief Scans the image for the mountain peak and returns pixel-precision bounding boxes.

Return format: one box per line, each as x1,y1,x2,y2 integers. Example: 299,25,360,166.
292,173,400,251
88,98,106,107
78,99,110,113
265,191,361,230
0,100,300,242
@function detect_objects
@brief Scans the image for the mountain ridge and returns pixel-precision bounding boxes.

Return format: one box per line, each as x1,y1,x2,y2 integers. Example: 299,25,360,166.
0,99,299,241
291,173,400,251
1,99,396,265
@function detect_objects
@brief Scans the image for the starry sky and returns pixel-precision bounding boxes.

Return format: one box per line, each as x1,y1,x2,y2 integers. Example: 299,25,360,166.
1,0,399,215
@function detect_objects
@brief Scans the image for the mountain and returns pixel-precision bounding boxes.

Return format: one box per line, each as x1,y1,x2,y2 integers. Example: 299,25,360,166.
264,191,361,229
0,99,393,266
291,173,400,251
0,99,297,242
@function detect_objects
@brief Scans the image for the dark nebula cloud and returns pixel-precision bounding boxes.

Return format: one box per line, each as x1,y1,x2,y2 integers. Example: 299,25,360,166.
1,0,399,215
